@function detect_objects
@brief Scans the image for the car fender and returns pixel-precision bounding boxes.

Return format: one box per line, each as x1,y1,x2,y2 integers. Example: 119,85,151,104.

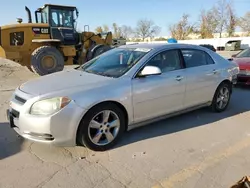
70,79,134,125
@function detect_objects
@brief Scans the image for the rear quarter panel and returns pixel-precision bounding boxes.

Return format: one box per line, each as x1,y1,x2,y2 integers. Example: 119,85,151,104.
209,51,239,86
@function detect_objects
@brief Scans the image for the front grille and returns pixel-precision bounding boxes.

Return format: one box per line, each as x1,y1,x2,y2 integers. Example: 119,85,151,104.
15,95,27,104
11,109,19,118
24,132,54,141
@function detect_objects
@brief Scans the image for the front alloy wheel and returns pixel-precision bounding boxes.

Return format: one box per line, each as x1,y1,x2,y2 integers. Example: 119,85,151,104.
88,110,120,146
77,103,125,151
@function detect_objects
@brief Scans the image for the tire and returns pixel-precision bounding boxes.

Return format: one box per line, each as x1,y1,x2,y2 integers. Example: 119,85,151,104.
77,103,126,151
86,44,111,61
210,82,232,112
92,45,112,58
31,46,64,76
86,44,96,61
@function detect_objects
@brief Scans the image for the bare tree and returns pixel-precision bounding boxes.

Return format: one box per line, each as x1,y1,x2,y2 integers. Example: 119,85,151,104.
169,14,195,40
111,23,134,39
154,37,168,41
239,11,250,35
198,8,220,39
226,1,237,37
199,10,214,38
112,23,120,38
198,0,236,38
211,0,231,38
120,25,134,39
95,26,103,33
103,25,110,32
135,19,161,41
95,25,110,33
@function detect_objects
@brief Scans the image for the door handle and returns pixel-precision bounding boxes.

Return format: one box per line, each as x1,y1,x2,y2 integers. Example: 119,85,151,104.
206,69,218,75
213,69,218,74
175,75,184,81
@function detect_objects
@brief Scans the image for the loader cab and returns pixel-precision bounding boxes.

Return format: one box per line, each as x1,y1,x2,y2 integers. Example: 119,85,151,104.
35,4,79,45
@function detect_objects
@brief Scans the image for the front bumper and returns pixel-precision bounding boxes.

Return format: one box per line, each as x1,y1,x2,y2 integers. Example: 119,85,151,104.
237,75,250,85
6,89,86,147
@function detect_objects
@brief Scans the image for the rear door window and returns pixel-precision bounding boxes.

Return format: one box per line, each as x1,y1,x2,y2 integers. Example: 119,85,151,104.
181,49,214,68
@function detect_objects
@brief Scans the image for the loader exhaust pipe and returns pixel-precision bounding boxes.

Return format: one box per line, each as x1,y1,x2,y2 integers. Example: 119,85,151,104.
25,6,32,23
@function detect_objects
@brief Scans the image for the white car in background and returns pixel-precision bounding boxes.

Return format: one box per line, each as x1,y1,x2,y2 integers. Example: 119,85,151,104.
7,43,239,151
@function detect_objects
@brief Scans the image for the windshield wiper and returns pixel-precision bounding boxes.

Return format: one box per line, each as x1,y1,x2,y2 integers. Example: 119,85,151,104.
95,72,113,77
84,69,113,77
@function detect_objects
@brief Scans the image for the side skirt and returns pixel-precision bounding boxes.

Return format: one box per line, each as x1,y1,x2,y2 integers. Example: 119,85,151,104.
127,102,211,131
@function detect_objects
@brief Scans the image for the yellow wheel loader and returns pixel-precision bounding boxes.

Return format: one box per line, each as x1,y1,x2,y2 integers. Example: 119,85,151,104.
0,4,113,76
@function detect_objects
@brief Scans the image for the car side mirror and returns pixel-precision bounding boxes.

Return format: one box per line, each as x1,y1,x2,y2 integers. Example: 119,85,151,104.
138,66,162,77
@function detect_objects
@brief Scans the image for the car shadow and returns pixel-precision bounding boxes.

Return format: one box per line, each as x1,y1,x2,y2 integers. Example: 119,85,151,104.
115,88,250,149
0,122,24,160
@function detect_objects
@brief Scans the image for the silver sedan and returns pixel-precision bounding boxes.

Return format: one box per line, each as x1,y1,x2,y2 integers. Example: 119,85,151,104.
7,43,239,151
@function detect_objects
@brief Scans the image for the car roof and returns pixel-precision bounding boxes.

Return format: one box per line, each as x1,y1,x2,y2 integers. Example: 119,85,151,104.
118,43,207,51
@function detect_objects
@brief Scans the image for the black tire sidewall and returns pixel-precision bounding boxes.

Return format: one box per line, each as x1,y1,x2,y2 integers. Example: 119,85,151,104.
31,46,64,76
86,44,96,61
211,82,231,112
93,45,111,58
77,103,125,151
86,45,111,61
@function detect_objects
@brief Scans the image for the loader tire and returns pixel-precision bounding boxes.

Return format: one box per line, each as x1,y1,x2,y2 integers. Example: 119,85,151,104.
86,44,111,61
31,46,64,76
92,45,112,58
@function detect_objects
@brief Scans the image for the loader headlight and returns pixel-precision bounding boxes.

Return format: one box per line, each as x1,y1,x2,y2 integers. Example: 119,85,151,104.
30,97,71,116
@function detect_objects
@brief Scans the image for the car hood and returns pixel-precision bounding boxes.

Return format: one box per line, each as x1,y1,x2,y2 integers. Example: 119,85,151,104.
19,69,114,95
233,58,250,70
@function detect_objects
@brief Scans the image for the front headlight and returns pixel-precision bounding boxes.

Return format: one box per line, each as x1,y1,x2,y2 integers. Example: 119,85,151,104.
30,97,71,115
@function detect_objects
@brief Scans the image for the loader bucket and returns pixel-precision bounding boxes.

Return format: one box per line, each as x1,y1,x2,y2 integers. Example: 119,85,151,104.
0,46,23,65
231,176,250,188
0,46,6,58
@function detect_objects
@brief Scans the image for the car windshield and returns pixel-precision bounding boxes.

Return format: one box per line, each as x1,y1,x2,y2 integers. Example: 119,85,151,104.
80,47,151,78
235,48,250,58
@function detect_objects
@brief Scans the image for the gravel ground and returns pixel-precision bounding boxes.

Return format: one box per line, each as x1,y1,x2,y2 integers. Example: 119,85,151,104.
0,51,250,188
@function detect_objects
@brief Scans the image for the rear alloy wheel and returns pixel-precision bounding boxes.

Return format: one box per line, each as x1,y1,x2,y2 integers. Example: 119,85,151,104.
211,82,231,112
77,103,125,151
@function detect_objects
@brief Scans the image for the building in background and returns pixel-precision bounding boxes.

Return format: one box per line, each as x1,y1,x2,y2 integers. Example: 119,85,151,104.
129,32,249,42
